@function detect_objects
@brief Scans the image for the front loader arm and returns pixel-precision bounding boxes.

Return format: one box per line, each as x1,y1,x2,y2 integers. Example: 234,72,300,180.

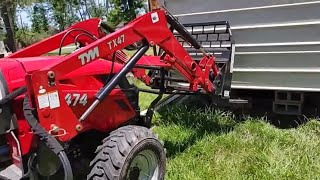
30,10,217,93
26,9,221,141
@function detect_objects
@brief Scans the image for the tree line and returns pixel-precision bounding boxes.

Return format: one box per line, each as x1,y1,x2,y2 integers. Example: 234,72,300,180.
0,0,147,52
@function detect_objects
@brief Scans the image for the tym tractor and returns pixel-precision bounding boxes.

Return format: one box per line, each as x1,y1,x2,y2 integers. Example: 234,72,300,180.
0,7,234,180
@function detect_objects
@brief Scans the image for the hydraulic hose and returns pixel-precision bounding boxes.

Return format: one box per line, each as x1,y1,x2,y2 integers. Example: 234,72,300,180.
0,86,27,105
23,96,73,180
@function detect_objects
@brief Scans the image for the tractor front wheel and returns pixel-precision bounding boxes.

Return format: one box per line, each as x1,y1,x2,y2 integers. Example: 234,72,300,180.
87,125,166,180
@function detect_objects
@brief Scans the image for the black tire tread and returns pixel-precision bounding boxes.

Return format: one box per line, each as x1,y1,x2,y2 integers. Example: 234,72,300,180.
87,125,160,180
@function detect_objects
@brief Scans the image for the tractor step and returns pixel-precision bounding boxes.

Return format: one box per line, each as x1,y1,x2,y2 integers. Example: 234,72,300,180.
229,99,248,104
0,164,23,180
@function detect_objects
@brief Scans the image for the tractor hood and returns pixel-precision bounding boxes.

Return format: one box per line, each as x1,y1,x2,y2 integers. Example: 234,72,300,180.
0,55,123,135
0,56,123,89
0,56,60,92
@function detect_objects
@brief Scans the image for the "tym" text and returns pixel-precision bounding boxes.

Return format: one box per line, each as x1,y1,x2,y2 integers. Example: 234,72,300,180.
78,47,100,65
107,34,125,50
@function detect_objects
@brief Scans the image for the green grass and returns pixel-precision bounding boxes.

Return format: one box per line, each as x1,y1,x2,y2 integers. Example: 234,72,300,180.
135,80,158,110
138,91,320,180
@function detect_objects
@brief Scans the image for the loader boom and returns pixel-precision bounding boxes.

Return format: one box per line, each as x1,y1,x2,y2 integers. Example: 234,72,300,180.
25,9,222,141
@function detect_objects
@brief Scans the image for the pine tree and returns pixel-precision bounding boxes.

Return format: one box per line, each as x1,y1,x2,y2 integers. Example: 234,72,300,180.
31,3,49,32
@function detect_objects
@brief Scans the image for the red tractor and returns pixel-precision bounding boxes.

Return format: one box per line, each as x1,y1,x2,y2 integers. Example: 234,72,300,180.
0,8,233,180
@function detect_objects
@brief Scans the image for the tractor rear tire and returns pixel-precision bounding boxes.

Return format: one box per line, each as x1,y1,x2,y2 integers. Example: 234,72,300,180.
87,125,166,180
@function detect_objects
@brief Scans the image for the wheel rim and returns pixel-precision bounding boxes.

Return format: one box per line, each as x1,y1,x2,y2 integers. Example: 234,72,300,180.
127,150,159,180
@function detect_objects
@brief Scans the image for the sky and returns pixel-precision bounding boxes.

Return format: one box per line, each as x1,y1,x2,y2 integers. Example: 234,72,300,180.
20,10,31,27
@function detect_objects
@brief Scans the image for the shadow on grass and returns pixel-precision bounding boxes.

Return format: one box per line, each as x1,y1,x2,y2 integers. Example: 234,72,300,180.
151,95,315,158
154,105,238,158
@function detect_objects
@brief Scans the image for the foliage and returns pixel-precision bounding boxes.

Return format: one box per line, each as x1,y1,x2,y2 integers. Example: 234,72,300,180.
87,0,109,18
31,3,49,32
16,0,39,7
2,0,149,50
106,0,145,28
47,0,76,31
15,27,51,46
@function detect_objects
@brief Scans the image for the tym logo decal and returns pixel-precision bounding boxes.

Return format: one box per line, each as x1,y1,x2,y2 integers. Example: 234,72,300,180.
107,34,125,50
78,47,100,65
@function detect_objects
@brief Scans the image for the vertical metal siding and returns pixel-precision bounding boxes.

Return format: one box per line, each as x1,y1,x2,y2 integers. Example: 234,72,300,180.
164,0,320,91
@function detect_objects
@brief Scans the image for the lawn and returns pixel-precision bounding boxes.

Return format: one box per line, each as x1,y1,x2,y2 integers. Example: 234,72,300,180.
139,89,320,180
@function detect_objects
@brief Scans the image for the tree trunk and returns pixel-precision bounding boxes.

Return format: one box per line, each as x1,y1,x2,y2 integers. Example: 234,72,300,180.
84,0,91,19
0,1,17,52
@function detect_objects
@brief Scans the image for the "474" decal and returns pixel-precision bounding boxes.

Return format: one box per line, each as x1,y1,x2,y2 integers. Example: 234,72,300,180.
65,93,88,106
